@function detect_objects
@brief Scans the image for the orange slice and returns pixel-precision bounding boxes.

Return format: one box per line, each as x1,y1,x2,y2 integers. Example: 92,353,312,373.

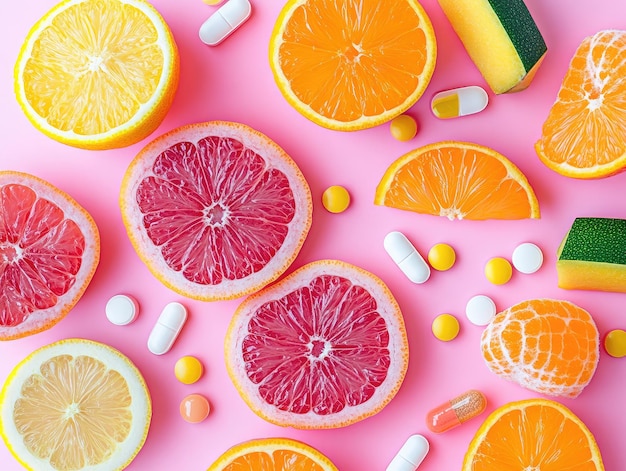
225,260,408,429
536,30,626,178
481,299,599,398
120,121,312,301
207,438,338,471
374,141,540,220
0,171,100,340
463,398,604,470
269,0,437,131
14,0,179,150
0,339,151,471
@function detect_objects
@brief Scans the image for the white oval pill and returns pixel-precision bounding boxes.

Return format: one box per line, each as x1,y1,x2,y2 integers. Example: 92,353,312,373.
431,85,488,119
466,294,496,326
384,231,430,284
105,294,138,326
512,242,544,274
386,434,429,471
199,0,251,46
147,302,188,355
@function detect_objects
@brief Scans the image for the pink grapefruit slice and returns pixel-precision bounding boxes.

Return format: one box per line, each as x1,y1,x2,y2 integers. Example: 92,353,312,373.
225,260,409,429
0,172,100,340
120,121,313,301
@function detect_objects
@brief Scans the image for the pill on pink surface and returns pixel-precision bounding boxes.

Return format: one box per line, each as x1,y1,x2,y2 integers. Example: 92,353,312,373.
180,394,211,423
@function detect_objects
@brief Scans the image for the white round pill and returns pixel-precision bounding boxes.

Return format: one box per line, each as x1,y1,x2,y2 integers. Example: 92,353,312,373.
466,295,496,326
512,242,544,274
105,294,138,326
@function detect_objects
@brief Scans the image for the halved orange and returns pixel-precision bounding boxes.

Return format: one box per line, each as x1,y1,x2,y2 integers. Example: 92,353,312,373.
0,172,100,340
120,121,312,301
14,0,179,150
463,398,604,470
481,298,599,398
375,141,540,220
207,438,338,471
269,0,437,131
225,260,408,429
536,30,626,178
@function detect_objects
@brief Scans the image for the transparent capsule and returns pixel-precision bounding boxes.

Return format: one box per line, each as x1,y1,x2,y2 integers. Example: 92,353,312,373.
426,389,487,433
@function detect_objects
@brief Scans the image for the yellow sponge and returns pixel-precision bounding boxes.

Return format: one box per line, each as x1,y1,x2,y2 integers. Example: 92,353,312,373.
557,218,626,293
437,0,547,94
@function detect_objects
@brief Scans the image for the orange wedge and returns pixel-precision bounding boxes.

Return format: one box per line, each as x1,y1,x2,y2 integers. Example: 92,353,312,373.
375,141,540,220
269,0,437,131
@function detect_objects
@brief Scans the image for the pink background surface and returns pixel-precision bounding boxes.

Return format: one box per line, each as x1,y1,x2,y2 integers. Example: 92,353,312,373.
1,0,625,470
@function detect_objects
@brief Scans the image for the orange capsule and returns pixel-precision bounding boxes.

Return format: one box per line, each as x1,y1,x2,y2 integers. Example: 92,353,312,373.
426,390,486,433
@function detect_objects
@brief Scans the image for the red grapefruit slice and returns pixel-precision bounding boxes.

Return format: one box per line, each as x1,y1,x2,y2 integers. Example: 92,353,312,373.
225,260,409,429
120,121,313,301
0,172,100,340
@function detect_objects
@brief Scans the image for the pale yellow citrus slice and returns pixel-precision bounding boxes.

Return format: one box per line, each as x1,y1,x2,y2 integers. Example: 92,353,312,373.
207,437,338,471
0,339,151,471
14,0,179,150
463,398,604,470
269,0,437,131
374,141,540,220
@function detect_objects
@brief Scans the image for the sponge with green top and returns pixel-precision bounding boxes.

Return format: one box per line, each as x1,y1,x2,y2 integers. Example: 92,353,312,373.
557,217,626,293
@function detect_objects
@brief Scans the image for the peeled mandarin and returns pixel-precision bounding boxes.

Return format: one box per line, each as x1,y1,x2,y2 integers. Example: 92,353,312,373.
175,356,204,384
432,314,460,341
428,243,456,271
485,257,512,285
604,329,626,358
390,115,418,141
322,185,351,213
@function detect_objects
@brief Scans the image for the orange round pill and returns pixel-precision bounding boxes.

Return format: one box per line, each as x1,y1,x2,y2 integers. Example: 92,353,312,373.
180,393,210,423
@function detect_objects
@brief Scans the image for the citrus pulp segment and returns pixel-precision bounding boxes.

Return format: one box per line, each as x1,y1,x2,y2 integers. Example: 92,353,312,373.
207,437,338,471
0,171,100,340
462,398,605,470
374,141,540,220
535,30,626,178
120,121,312,301
14,0,179,150
481,299,599,398
269,0,437,131
225,260,408,429
0,339,151,471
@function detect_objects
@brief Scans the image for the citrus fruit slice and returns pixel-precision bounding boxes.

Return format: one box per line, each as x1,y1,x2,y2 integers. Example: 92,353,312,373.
463,398,605,470
535,30,626,178
0,171,100,340
481,299,599,398
120,121,312,301
14,0,179,150
269,0,437,131
0,338,151,471
374,141,540,220
207,437,338,471
225,260,408,429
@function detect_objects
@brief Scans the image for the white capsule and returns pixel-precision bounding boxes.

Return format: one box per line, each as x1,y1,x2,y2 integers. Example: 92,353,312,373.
431,85,488,119
105,294,139,326
512,242,544,274
199,0,252,46
147,302,188,355
386,434,430,471
384,231,430,284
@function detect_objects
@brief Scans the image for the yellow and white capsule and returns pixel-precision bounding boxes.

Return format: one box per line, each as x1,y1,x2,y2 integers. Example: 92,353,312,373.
431,85,488,119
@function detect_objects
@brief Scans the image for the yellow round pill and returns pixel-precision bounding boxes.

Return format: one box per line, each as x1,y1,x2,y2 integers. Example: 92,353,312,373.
202,0,224,5
604,329,626,358
389,114,418,141
428,243,456,271
484,257,512,285
322,185,350,213
432,314,460,342
174,356,204,385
